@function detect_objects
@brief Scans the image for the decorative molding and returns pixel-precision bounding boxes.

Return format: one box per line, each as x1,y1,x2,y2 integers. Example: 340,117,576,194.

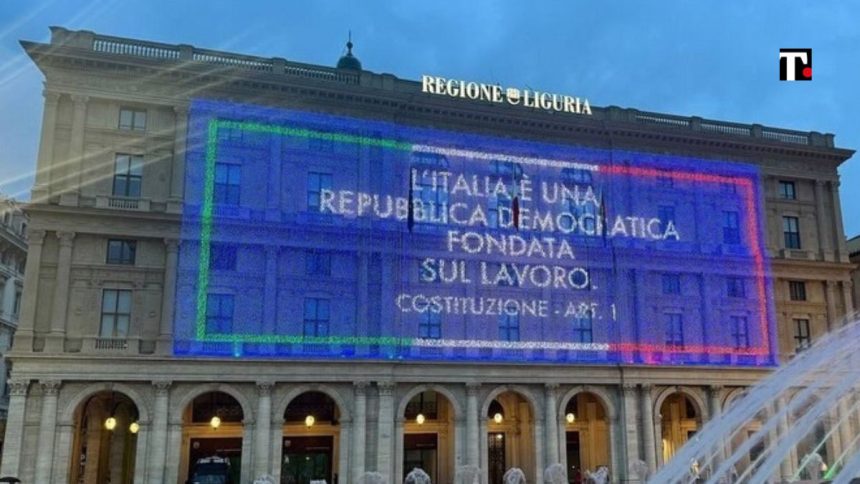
70,94,90,105
56,231,76,246
354,381,369,395
256,381,274,396
152,380,172,396
465,382,481,396
8,379,30,396
28,229,47,244
164,238,180,252
41,380,62,395
43,90,62,104
377,381,395,396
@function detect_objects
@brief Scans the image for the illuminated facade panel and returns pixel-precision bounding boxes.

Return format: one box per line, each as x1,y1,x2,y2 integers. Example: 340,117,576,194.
175,99,776,365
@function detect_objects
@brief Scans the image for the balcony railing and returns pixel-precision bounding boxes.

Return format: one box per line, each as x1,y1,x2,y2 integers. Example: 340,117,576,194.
94,338,129,351
95,196,151,211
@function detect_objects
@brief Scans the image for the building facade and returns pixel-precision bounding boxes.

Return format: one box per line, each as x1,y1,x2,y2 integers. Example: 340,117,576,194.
1,27,856,483
850,235,860,314
0,196,27,459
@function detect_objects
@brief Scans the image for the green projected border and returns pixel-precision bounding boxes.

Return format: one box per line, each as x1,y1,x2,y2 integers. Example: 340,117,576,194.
194,119,414,345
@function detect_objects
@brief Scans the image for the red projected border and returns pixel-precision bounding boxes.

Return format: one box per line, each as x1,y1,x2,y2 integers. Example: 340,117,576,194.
599,165,770,357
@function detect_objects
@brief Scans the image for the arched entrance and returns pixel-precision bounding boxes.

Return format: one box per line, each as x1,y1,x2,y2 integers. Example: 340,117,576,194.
181,391,245,483
724,391,765,474
483,390,537,484
69,390,140,484
282,391,343,484
401,389,456,484
660,393,701,463
562,392,610,482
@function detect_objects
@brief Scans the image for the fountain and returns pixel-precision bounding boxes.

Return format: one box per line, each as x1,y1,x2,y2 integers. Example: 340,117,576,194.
404,468,431,484
358,471,389,484
544,463,567,484
584,465,609,484
648,316,860,484
503,468,526,484
253,475,275,484
455,465,481,484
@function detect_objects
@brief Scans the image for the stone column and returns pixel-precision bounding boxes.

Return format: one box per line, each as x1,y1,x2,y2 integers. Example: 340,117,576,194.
708,386,724,469
132,422,149,484
640,384,657,474
621,384,641,475
263,246,278,334
33,380,61,483
146,381,171,484
255,382,274,478
157,239,180,354
814,181,832,260
164,419,183,483
168,105,189,212
0,380,29,477
352,381,368,482
776,397,794,480
544,384,560,465
393,417,405,484
466,383,481,467
45,231,75,352
826,281,839,331
13,229,45,351
843,281,855,322
376,381,396,480
338,419,352,484
838,397,854,460
32,91,61,201
831,180,849,262
69,94,89,195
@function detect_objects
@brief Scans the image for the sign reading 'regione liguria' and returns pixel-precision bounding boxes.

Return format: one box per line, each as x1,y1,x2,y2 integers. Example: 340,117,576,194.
421,75,592,115
175,99,776,366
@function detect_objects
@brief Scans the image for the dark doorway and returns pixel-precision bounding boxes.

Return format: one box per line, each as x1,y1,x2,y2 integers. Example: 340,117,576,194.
566,431,582,483
282,436,334,484
188,437,242,483
404,433,438,482
488,432,506,484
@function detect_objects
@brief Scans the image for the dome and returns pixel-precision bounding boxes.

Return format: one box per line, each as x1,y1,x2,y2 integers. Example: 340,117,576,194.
336,39,362,71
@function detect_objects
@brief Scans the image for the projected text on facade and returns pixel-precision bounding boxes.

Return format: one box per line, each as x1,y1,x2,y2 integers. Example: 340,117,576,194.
175,99,776,366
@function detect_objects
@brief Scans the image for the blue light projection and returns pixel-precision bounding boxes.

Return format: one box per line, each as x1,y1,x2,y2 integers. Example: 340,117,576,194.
174,98,776,366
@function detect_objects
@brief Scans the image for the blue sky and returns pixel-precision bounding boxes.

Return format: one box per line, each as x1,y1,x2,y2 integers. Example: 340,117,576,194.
0,0,857,237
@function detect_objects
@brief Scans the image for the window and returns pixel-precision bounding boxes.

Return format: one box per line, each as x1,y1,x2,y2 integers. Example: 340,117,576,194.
793,318,811,351
209,243,237,271
723,211,740,244
118,108,146,131
100,289,131,338
2,213,8,225
731,316,750,348
499,313,520,342
306,250,332,276
303,298,330,337
496,263,520,287
13,290,21,317
665,313,684,347
562,168,593,185
113,154,143,198
662,273,681,295
658,205,675,224
727,277,745,298
206,294,234,333
106,239,136,265
779,181,796,200
214,163,241,205
487,193,513,228
419,312,442,339
783,216,801,249
572,311,593,343
307,172,333,212
414,169,448,223
789,281,807,301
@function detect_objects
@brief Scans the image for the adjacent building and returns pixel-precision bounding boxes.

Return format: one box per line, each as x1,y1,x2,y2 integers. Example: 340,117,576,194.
849,235,860,315
1,27,856,483
0,196,27,463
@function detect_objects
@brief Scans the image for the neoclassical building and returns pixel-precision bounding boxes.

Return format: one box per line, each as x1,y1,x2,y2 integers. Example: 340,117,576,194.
1,27,856,484
0,196,27,459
